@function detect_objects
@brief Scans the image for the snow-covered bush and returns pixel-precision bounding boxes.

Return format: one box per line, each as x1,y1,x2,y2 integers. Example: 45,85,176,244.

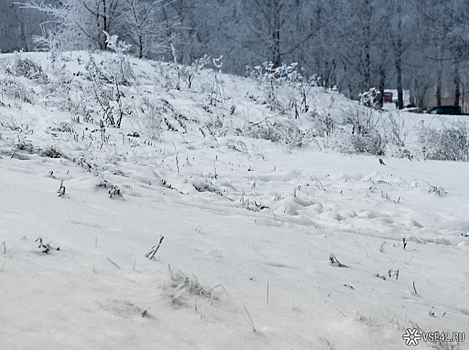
359,87,379,109
252,62,300,114
176,54,211,90
136,97,164,140
418,120,468,161
349,129,383,155
167,267,225,308
383,113,406,147
202,115,228,137
0,77,35,105
42,65,78,111
85,52,135,88
0,115,32,134
310,109,334,137
333,108,385,155
243,119,311,149
200,56,226,106
6,56,49,84
83,37,136,128
251,62,319,117
332,129,384,155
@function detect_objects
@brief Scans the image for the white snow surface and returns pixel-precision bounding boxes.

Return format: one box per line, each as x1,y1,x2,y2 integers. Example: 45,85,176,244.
0,51,468,350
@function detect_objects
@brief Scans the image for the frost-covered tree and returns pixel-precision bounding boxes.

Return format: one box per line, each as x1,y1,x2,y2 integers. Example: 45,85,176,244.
21,0,123,50
0,0,57,52
331,0,389,96
121,0,175,58
239,0,317,69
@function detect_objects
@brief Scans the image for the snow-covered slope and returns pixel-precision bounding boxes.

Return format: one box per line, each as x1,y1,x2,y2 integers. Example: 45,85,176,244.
0,52,468,350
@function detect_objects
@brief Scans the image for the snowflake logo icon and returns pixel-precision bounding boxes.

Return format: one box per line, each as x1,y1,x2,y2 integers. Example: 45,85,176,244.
402,328,421,346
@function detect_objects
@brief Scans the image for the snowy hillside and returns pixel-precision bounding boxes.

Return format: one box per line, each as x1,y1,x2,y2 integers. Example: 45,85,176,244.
0,51,468,350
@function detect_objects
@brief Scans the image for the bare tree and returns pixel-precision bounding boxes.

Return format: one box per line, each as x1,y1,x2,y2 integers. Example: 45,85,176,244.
21,0,122,50
122,0,175,58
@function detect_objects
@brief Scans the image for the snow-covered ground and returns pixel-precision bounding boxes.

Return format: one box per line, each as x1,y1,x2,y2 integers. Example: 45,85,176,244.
0,51,468,350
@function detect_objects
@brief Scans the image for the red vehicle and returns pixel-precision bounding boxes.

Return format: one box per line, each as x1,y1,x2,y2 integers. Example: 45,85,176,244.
383,92,392,103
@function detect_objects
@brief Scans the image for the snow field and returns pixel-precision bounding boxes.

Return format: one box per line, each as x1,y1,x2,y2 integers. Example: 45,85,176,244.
0,52,468,349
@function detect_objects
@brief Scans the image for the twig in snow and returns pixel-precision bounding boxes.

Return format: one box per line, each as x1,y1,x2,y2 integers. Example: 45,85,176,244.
207,284,229,301
57,179,65,197
412,281,418,294
145,235,165,260
141,308,150,317
243,305,257,332
376,273,387,281
329,253,348,268
311,174,325,191
106,257,121,269
335,307,346,317
35,238,60,253
379,242,386,252
429,306,435,317
403,237,407,249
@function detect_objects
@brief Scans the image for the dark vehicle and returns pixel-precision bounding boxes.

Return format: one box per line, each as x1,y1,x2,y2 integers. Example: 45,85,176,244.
426,105,462,115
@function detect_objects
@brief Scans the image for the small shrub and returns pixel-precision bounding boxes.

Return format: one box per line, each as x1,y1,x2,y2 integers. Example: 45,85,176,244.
13,140,35,153
167,266,226,308
42,146,63,158
418,120,468,161
137,97,164,140
349,129,384,155
96,180,123,198
0,115,33,134
310,109,334,137
0,77,35,104
359,87,379,109
243,119,311,149
7,56,49,84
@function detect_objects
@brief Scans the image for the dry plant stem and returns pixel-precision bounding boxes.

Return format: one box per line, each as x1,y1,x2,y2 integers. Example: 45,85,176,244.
106,257,121,269
35,237,60,253
336,307,346,317
57,179,65,197
329,253,348,268
145,235,165,260
243,305,257,332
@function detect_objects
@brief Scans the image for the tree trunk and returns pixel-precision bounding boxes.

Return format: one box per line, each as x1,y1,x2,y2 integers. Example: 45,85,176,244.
437,43,443,106
396,53,403,109
139,35,143,59
363,0,372,91
378,65,385,109
454,65,460,106
272,0,281,68
102,0,108,49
